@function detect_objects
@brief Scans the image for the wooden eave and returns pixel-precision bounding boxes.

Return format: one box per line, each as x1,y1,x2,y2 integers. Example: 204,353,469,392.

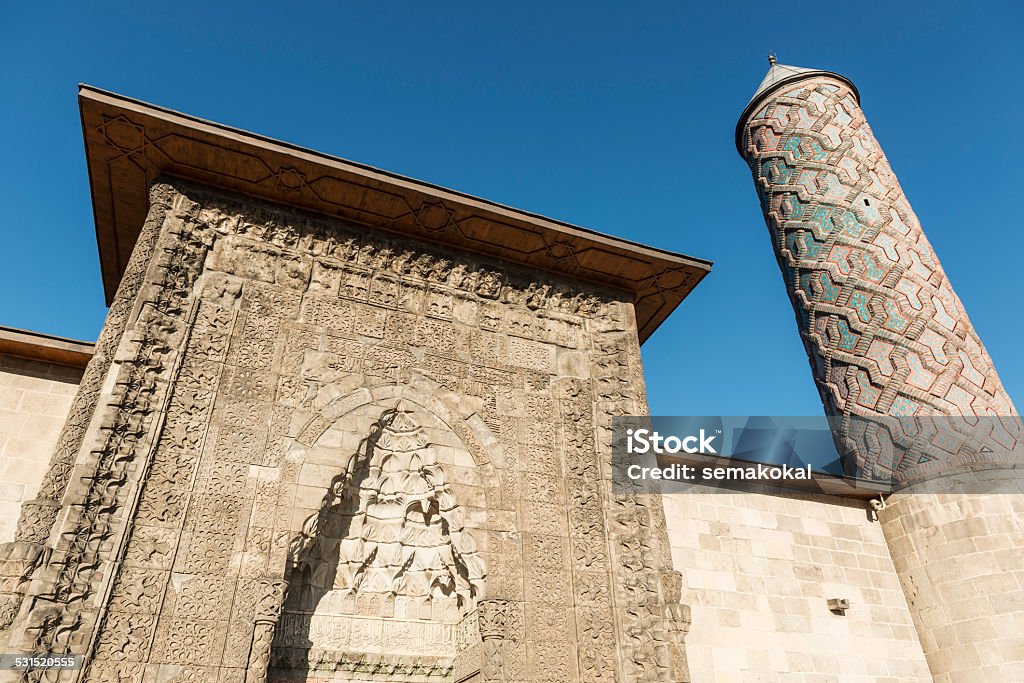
79,85,711,343
0,326,94,369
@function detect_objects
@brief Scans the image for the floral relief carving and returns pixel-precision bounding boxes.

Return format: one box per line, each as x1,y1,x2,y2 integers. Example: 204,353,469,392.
5,180,687,683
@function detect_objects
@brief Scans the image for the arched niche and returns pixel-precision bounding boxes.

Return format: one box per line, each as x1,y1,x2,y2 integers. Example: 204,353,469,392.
270,394,498,681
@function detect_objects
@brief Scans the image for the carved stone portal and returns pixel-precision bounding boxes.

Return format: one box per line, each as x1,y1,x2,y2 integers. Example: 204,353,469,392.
273,402,486,679
0,173,692,683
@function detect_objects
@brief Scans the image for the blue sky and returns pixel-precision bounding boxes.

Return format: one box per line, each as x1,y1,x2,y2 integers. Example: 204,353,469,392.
2,2,1021,416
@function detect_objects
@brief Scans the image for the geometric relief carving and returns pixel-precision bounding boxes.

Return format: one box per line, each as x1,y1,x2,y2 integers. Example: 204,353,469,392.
741,69,1021,482
274,402,486,677
508,337,555,374
212,425,270,465
107,568,163,614
6,177,683,683
16,197,215,672
154,618,228,666
173,531,234,575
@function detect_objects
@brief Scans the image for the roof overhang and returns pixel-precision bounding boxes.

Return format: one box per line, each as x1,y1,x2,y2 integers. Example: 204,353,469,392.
0,326,94,369
79,85,711,343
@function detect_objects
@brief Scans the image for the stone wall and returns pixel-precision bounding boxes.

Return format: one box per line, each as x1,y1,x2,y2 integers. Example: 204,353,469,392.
0,356,82,544
879,471,1024,682
6,180,688,683
663,488,932,682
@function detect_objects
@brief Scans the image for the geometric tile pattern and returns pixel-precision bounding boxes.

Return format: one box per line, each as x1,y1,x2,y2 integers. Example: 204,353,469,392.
739,69,1020,482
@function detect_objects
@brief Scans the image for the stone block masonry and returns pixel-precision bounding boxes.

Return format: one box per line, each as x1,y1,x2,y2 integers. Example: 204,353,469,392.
664,487,932,682
0,356,83,545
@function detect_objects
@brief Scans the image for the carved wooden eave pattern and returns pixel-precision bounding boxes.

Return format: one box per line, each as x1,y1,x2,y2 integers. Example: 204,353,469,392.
79,85,711,343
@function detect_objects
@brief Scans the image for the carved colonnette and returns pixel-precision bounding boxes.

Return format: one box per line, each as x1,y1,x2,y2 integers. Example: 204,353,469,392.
586,307,690,683
4,179,690,683
0,186,177,639
0,184,215,683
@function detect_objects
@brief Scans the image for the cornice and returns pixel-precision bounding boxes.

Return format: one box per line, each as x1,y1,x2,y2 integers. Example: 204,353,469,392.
0,326,94,369
79,85,711,343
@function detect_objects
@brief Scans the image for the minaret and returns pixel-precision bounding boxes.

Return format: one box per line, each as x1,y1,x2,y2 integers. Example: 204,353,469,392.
737,57,1024,680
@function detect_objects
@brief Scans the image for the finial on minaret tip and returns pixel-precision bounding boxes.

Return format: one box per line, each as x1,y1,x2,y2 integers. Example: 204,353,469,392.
768,51,777,66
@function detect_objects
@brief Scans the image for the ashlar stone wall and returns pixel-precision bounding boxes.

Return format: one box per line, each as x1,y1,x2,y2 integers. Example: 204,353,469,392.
663,487,932,682
0,357,82,544
5,180,688,683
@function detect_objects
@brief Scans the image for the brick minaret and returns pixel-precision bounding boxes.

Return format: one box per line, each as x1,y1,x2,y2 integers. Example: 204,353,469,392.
737,58,1024,681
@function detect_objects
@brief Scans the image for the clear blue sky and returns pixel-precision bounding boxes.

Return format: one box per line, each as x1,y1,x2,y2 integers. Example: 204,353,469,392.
2,2,1021,416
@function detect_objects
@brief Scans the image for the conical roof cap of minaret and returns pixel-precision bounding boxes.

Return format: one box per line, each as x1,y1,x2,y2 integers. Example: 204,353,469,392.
734,59,860,156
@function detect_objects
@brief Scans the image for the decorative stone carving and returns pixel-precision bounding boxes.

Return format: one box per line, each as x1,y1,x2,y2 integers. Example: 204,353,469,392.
247,579,288,683
289,403,484,611
0,186,178,639
477,599,522,642
476,599,524,683
278,402,486,678
4,179,691,683
587,307,692,683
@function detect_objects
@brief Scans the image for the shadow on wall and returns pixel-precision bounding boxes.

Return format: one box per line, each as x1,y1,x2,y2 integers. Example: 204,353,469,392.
270,402,484,677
